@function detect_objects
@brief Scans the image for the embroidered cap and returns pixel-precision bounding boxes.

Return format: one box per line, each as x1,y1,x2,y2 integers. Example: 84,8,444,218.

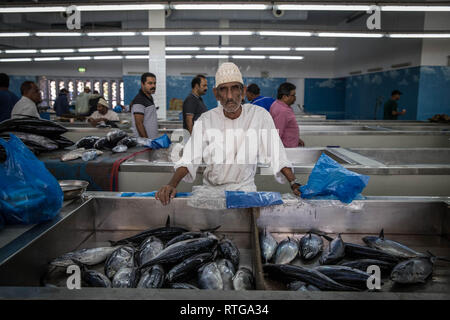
215,62,243,87
98,97,109,108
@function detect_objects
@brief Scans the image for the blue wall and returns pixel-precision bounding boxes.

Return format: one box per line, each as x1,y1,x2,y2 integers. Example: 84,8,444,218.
304,78,346,119
417,66,450,120
8,75,38,97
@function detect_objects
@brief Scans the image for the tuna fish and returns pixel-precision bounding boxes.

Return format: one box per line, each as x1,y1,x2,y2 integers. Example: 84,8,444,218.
117,136,138,148
299,233,324,260
50,246,118,267
104,246,135,279
319,234,345,265
273,237,299,265
287,281,320,292
170,283,199,289
340,259,397,275
106,129,128,146
218,238,240,269
198,262,223,290
344,242,399,263
81,269,111,288
390,256,437,284
165,226,221,248
259,228,278,263
166,252,214,283
137,264,165,288
60,148,85,162
315,265,371,290
363,229,427,260
112,267,139,288
75,136,100,149
232,267,254,290
136,236,164,267
217,259,236,290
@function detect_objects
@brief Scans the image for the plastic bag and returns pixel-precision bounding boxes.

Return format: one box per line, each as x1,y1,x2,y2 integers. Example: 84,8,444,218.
300,153,369,204
150,134,171,150
120,191,191,198
226,191,283,209
0,134,63,224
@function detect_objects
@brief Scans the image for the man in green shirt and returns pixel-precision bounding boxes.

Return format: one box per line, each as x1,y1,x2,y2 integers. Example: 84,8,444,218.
383,90,406,120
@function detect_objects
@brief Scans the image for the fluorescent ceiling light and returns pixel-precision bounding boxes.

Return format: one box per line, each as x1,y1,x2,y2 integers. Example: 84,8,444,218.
77,4,166,11
87,32,136,36
232,55,265,59
200,31,253,36
318,32,383,38
205,47,246,51
35,32,82,37
93,55,123,60
259,31,313,37
0,32,31,37
388,33,450,38
250,47,291,51
277,5,371,11
78,47,115,52
381,6,450,12
63,56,92,61
0,58,32,62
295,47,337,51
5,49,37,54
142,31,194,36
34,57,61,61
117,47,148,51
166,47,200,51
41,49,75,53
0,6,66,13
195,55,229,59
165,55,193,59
125,55,148,59
269,56,304,60
172,4,269,10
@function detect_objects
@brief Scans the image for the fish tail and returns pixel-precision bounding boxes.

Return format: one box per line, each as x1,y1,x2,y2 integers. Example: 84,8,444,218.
200,225,221,233
165,215,171,228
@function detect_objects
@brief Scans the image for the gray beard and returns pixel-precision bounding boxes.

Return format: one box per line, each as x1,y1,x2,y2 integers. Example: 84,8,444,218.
223,103,241,113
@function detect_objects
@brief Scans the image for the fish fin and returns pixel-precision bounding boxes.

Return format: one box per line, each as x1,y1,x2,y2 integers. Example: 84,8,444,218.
165,215,171,228
200,225,221,233
429,249,450,263
322,234,334,242
379,229,384,240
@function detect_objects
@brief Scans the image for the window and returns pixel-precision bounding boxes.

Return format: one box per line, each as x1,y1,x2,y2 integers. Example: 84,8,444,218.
102,81,109,105
77,81,84,95
68,81,74,102
111,81,117,107
120,81,124,106
49,80,57,107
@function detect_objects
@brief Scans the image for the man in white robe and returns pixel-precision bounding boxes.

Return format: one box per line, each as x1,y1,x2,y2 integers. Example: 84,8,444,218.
156,62,302,205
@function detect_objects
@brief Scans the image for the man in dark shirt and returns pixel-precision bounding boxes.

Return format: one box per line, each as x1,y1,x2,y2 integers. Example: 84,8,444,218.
53,88,70,117
383,90,406,120
0,73,19,122
182,74,208,134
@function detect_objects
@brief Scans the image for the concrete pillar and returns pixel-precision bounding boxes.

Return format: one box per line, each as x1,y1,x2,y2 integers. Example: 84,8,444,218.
218,19,230,70
148,10,166,120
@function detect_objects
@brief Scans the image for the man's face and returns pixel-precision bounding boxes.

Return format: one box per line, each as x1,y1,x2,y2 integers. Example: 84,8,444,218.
198,78,208,96
214,82,245,113
97,104,108,115
142,77,156,96
27,83,42,104
286,89,296,106
392,94,401,101
246,91,256,102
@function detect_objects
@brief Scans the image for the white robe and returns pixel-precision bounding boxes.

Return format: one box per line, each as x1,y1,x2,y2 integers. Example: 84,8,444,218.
174,103,292,191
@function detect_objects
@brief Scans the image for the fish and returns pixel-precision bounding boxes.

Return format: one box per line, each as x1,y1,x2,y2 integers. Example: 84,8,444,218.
344,242,400,263
52,135,74,148
117,136,138,148
3,132,59,151
299,233,324,260
169,283,199,289
112,144,128,153
75,136,100,149
104,246,135,279
259,228,278,263
390,257,435,284
319,234,345,265
0,117,68,136
263,264,358,291
50,246,118,267
340,259,397,275
106,129,128,146
110,216,188,246
287,281,320,292
139,237,218,270
94,137,115,150
70,259,112,288
136,236,164,267
198,262,223,290
112,267,139,288
165,226,221,248
363,229,427,260
315,265,372,290
166,252,214,283
60,148,85,161
218,238,240,268
217,259,236,290
232,267,254,290
137,264,165,288
273,237,299,265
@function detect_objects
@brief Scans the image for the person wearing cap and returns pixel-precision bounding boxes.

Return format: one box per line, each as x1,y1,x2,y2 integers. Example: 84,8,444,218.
156,62,302,205
87,97,119,126
383,90,406,120
245,83,275,112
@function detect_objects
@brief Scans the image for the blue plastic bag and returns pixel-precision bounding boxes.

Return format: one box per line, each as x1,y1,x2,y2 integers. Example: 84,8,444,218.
121,191,191,198
113,106,122,113
300,153,370,204
0,134,64,224
225,191,283,209
150,134,171,150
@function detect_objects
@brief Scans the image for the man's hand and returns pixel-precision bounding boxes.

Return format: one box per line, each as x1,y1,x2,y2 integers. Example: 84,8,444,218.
156,185,177,205
401,109,406,115
291,183,301,197
298,138,305,147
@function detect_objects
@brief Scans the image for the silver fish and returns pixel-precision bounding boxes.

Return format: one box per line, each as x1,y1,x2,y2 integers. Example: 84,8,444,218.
363,229,427,260
299,233,323,260
82,269,111,288
319,234,345,265
136,236,164,267
112,267,139,288
50,246,118,267
137,264,165,288
217,259,236,290
390,257,435,284
104,246,135,279
273,237,299,265
60,148,85,162
112,144,128,153
198,262,223,290
259,228,278,263
232,267,254,290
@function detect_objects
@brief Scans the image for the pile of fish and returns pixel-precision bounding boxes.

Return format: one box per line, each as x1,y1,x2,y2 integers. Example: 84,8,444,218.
0,117,74,154
45,216,254,290
260,228,449,292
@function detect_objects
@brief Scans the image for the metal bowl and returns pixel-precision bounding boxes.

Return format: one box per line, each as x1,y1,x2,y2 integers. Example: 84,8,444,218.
58,180,89,201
